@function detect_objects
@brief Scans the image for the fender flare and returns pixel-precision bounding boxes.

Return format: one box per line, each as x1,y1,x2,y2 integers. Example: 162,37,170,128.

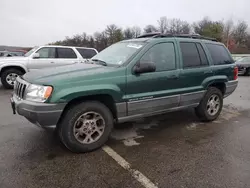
0,63,28,74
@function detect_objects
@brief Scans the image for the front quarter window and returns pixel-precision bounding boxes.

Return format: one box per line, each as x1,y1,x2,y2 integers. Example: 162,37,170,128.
91,41,145,66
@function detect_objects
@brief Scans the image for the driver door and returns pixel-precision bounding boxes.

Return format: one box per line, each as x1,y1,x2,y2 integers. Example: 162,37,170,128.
28,47,57,70
126,42,181,116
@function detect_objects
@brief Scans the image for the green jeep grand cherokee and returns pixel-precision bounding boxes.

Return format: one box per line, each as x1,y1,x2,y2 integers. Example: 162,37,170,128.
10,33,238,153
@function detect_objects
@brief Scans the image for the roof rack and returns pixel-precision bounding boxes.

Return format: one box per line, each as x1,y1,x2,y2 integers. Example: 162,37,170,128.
136,32,162,38
136,33,218,42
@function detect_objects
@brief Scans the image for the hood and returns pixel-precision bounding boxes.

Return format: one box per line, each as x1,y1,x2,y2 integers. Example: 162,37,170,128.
0,56,28,62
235,61,250,65
23,63,115,85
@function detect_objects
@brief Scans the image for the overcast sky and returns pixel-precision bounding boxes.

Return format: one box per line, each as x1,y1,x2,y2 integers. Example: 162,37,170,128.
1,0,249,47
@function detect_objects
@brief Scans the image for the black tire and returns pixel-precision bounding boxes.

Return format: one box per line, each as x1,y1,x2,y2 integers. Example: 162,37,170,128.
195,87,223,122
1,68,23,89
58,101,114,153
243,68,250,76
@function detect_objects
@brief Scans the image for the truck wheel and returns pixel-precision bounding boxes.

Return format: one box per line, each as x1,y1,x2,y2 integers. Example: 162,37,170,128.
195,87,223,122
58,101,114,153
1,68,23,89
243,68,250,76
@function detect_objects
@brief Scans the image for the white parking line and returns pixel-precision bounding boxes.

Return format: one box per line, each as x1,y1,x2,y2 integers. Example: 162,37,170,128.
102,145,158,188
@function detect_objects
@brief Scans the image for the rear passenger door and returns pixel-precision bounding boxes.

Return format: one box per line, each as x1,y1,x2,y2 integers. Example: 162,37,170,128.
205,43,235,80
178,42,213,106
55,47,79,66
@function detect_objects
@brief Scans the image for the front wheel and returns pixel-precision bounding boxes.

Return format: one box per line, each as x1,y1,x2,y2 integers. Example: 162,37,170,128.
1,68,23,89
58,101,114,153
195,87,223,122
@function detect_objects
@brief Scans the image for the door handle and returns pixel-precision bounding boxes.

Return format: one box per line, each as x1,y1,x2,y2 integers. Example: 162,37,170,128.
167,75,179,79
50,62,55,63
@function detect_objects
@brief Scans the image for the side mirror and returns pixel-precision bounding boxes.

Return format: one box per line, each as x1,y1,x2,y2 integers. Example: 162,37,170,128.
133,61,156,74
32,53,40,59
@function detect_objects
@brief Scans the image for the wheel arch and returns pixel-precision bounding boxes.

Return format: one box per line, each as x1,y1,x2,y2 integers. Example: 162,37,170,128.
0,65,27,76
208,82,226,95
57,94,118,126
203,76,227,96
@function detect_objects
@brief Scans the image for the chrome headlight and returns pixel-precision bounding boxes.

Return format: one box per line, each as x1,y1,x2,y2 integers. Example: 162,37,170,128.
25,84,53,102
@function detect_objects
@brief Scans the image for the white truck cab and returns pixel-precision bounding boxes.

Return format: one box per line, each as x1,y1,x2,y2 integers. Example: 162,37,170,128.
0,45,98,89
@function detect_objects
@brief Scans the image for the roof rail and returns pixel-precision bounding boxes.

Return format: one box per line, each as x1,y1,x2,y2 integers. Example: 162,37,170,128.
136,33,218,42
136,32,162,38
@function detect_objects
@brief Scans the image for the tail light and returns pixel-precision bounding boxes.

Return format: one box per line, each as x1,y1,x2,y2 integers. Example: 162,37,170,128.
234,66,238,80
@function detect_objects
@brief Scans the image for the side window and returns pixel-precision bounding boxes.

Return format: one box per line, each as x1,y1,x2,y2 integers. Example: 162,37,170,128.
140,43,176,72
36,47,56,58
57,48,77,58
196,43,209,66
76,48,97,59
205,43,233,65
180,42,205,68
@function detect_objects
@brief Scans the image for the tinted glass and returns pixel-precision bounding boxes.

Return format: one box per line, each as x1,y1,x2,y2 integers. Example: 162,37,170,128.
180,42,201,68
141,43,176,71
196,43,208,65
36,47,56,58
76,48,97,59
57,48,77,58
206,43,233,65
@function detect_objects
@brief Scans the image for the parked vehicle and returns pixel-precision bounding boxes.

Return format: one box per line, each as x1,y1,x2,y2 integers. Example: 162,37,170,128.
0,45,98,88
0,50,26,57
10,33,238,153
235,56,250,76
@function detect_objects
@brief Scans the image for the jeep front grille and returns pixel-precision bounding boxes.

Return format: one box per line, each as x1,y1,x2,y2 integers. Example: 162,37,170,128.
14,77,27,99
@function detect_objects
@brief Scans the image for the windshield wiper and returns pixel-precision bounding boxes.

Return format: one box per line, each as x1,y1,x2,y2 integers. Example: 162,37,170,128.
91,59,107,66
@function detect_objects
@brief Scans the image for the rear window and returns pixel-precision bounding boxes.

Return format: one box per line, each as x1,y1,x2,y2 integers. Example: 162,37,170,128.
57,48,77,58
76,48,97,59
205,44,233,65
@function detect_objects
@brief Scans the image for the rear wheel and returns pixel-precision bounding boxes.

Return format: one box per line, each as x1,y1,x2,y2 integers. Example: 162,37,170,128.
1,68,23,89
58,101,114,153
195,87,223,122
243,68,250,76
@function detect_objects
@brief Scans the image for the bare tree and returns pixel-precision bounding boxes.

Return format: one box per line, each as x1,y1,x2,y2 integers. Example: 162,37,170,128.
158,16,168,33
143,25,158,33
223,19,234,47
168,19,190,34
105,24,121,45
49,18,250,53
94,32,108,51
193,17,224,41
132,26,141,37
123,27,134,39
233,21,248,45
193,16,211,35
247,34,250,49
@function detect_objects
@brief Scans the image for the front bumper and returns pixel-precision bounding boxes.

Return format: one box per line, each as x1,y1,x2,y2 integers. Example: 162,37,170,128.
11,94,66,129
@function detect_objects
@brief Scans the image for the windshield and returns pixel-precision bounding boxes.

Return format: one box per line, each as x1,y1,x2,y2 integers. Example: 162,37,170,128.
24,46,39,57
91,41,145,65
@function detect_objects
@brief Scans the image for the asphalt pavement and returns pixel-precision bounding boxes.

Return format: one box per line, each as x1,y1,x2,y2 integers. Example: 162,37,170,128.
0,77,250,188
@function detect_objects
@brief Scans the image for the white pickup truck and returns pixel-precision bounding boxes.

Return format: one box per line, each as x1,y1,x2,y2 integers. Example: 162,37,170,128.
0,45,98,89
